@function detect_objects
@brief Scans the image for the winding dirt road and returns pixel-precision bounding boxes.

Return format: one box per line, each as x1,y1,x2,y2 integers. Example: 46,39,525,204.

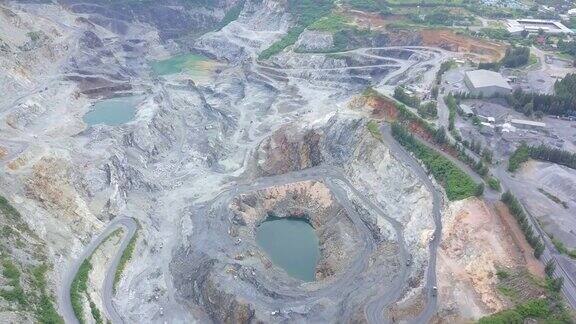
59,217,137,324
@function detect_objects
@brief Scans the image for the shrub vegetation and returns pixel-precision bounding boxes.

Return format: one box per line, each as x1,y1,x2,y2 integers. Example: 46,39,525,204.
259,0,334,59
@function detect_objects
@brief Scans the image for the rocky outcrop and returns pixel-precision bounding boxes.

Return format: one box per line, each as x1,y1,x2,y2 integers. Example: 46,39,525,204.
194,0,291,62
59,0,240,40
256,126,323,176
231,180,359,280
25,156,102,234
294,30,334,52
171,115,433,323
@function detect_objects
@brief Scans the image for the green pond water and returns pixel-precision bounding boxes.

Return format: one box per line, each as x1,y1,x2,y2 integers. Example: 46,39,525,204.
83,96,141,126
150,53,212,76
255,217,320,282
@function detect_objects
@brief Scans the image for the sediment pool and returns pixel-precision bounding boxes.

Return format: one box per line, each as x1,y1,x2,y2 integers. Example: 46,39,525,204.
83,96,141,126
255,217,320,282
150,53,213,76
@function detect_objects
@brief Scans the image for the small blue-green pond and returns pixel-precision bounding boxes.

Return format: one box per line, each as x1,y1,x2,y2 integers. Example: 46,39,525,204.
255,217,320,282
83,96,141,126
150,53,213,76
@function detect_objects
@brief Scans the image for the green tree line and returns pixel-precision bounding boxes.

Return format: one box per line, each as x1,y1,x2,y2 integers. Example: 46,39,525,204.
506,74,576,116
391,122,482,200
509,142,576,172
501,191,544,258
478,46,530,70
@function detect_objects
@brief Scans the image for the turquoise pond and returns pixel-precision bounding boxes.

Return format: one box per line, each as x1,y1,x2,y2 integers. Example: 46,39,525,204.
150,53,213,76
83,96,141,127
255,217,320,282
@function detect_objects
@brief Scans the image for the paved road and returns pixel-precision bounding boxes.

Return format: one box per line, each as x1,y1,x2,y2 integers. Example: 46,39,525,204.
493,166,576,310
192,160,417,323
435,70,576,310
59,217,137,324
380,124,443,324
434,66,576,310
66,123,468,324
247,168,409,322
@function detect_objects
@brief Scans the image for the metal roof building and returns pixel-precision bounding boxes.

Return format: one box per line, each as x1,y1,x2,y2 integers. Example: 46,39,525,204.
464,70,512,97
510,119,546,129
459,104,474,116
506,19,574,35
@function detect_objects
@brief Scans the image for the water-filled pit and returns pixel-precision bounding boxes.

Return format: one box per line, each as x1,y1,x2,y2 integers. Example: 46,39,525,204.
150,53,214,76
83,96,142,126
255,216,320,282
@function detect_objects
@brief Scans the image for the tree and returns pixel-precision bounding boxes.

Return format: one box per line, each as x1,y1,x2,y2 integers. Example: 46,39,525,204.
434,126,447,144
475,183,485,197
482,148,493,164
545,260,556,277
534,241,544,258
535,110,544,120
548,277,564,293
394,87,420,108
523,102,534,117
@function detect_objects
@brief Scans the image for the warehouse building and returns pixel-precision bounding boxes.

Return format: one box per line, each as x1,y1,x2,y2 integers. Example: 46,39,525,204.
510,118,546,130
506,19,574,35
464,70,512,97
459,104,474,117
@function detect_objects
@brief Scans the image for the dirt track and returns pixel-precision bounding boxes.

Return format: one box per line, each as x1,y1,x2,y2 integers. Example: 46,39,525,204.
420,29,506,62
436,198,534,321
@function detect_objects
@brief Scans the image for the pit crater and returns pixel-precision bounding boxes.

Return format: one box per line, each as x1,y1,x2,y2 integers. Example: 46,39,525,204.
230,180,361,281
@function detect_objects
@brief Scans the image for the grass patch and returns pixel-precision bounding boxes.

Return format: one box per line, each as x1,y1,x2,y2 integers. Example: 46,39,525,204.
529,53,538,66
0,259,27,307
496,269,510,280
0,196,21,222
37,294,64,324
32,264,63,324
498,285,518,300
488,177,501,191
70,260,92,324
68,228,125,323
344,0,390,13
479,298,571,323
217,0,245,31
444,94,457,131
366,87,488,181
538,188,568,209
113,230,138,293
309,14,350,32
552,238,576,259
258,0,334,59
508,142,530,172
0,195,63,323
386,0,462,5
259,27,305,60
367,120,383,142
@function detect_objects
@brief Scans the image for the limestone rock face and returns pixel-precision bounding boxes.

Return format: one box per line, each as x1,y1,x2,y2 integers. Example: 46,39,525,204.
294,30,334,52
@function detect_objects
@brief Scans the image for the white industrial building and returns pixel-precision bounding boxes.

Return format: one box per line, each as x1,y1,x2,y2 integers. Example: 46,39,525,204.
459,104,474,117
510,119,546,130
506,19,574,35
464,70,512,97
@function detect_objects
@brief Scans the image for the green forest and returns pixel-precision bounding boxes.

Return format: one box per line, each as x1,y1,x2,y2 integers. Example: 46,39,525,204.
391,122,481,201
507,74,576,116
509,142,576,172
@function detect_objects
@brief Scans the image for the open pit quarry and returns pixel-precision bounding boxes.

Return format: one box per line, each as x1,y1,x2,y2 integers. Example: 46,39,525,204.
0,1,543,323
